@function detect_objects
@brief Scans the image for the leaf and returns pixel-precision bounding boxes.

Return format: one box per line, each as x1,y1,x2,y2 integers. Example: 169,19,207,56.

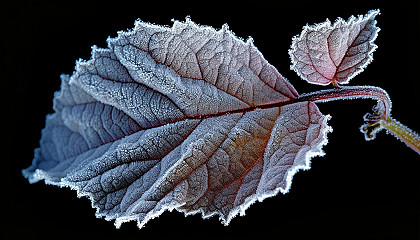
289,10,380,86
23,18,331,228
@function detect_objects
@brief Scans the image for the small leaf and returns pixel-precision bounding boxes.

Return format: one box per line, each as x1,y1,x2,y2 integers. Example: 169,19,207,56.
23,18,331,228
289,10,380,86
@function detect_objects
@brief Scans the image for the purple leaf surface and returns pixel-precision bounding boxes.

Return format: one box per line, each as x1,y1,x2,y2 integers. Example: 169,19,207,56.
289,10,380,86
23,18,331,228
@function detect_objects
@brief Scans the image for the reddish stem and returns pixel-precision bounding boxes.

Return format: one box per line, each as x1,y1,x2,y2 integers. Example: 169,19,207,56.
191,86,391,121
297,85,391,120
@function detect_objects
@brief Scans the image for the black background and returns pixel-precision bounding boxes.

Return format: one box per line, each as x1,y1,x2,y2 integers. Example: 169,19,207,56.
2,1,419,239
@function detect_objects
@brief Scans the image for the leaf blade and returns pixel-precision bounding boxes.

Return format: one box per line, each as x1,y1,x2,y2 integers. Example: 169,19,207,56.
23,18,330,229
289,10,380,86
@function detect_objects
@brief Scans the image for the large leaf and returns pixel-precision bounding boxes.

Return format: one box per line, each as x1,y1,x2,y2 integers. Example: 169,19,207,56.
289,10,380,86
23,18,331,228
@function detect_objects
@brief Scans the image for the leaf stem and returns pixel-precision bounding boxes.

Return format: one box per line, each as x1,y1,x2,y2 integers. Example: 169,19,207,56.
379,118,420,155
296,85,419,155
297,85,391,119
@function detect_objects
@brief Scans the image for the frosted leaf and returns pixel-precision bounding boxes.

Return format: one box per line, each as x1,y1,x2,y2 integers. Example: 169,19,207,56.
23,18,330,229
289,10,380,86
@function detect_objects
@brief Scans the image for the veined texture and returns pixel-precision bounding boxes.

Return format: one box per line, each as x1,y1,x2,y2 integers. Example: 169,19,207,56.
23,18,330,229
